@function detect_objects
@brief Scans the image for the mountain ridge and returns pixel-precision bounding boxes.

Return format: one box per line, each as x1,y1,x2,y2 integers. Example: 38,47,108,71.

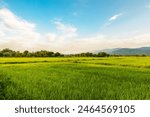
97,47,150,55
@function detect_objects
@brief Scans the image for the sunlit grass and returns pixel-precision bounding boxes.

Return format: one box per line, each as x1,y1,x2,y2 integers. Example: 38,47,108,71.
0,57,150,100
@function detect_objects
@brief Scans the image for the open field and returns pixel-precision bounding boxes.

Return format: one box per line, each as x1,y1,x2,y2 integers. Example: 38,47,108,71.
0,57,150,100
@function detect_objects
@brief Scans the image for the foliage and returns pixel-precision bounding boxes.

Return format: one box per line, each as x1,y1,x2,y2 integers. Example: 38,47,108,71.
0,48,110,57
0,48,64,57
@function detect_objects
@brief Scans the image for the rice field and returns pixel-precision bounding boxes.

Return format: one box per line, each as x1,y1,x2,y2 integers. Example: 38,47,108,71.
0,57,150,100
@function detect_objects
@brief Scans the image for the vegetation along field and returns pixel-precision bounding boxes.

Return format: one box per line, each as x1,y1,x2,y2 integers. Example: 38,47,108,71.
0,57,150,100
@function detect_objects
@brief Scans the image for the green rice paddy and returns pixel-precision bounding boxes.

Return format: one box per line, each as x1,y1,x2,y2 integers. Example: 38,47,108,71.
0,57,150,100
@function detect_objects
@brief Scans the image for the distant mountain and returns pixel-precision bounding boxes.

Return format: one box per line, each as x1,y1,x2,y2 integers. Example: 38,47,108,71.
100,48,120,54
99,47,150,55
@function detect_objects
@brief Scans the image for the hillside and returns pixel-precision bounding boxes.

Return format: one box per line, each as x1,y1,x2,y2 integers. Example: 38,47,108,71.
101,47,150,55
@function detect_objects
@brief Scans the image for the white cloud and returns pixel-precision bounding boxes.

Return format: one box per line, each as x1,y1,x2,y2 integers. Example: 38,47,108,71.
46,32,57,42
109,13,123,21
0,30,4,36
101,13,123,29
0,8,41,49
54,20,77,34
0,8,35,31
53,20,78,40
0,8,150,54
0,8,78,51
58,33,150,54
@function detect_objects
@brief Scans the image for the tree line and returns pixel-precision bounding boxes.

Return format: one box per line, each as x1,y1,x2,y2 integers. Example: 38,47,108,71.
68,52,110,57
0,48,110,57
0,48,63,57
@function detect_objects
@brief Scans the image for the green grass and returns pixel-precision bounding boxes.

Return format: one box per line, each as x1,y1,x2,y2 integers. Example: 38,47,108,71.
0,57,150,100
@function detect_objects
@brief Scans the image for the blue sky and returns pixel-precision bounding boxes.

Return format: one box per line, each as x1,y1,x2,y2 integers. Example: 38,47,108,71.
2,0,149,34
0,0,150,53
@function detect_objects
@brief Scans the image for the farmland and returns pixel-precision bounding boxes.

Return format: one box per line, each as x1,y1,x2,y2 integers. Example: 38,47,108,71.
0,57,150,100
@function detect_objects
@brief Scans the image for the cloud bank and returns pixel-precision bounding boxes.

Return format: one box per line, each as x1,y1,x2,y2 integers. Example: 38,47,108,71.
0,8,150,54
